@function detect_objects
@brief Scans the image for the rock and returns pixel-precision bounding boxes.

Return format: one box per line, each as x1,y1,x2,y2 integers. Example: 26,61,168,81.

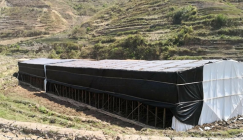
116,135,123,140
199,128,203,131
238,117,243,120
2,128,9,133
43,134,49,139
56,134,65,140
23,128,32,134
204,127,211,130
49,119,56,124
76,135,88,140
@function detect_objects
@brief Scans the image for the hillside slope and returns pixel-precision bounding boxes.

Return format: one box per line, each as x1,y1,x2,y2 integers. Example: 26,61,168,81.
0,0,120,42
68,0,243,60
1,0,243,60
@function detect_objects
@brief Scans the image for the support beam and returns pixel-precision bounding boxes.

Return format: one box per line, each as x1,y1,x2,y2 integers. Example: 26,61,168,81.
138,101,140,122
113,96,115,112
119,98,121,113
62,85,64,97
155,107,158,127
108,94,110,111
78,90,80,102
82,90,84,102
75,89,77,101
163,108,166,128
126,100,128,116
89,92,91,105
85,91,87,103
146,105,149,124
102,93,104,109
132,101,134,119
98,94,100,108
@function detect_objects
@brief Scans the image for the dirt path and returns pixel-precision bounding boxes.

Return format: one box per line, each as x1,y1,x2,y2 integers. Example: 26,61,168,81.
0,117,106,140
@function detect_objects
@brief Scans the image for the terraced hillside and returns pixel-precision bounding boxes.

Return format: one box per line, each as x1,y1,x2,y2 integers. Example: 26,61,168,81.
67,0,243,60
1,0,243,60
0,0,121,43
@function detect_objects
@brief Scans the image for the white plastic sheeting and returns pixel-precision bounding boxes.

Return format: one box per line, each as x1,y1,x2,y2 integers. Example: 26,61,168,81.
199,60,243,125
172,116,193,132
172,60,243,131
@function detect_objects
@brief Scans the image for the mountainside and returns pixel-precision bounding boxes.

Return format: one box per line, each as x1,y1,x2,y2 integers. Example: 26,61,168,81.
69,0,243,60
0,0,120,42
1,0,243,60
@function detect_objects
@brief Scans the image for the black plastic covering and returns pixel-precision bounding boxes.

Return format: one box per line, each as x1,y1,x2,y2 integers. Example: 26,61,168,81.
18,63,45,78
18,59,219,126
18,58,74,77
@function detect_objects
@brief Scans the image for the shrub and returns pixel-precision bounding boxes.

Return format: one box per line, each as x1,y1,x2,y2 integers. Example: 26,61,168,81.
165,25,194,46
48,49,59,59
92,42,104,60
39,106,48,114
68,50,80,59
100,37,116,43
160,46,178,60
122,35,146,48
86,27,91,32
212,14,228,28
54,46,64,54
173,5,197,24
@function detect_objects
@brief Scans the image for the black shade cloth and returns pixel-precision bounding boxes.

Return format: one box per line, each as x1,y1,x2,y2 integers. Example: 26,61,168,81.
171,83,204,125
18,63,45,77
47,66,178,83
177,66,203,84
46,69,178,104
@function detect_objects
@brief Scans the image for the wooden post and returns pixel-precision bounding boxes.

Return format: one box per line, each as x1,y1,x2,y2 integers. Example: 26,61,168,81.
78,90,80,102
82,90,84,102
108,94,110,111
93,93,95,107
126,100,128,116
113,96,115,112
155,107,158,127
119,98,121,113
138,102,140,122
61,86,63,97
98,94,100,108
56,84,58,95
146,105,149,124
89,92,91,105
102,93,104,109
85,91,87,103
163,108,166,128
132,101,134,119
75,89,77,101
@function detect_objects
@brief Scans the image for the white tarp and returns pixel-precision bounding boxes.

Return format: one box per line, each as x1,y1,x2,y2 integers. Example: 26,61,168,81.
172,116,193,132
172,60,243,131
199,60,243,125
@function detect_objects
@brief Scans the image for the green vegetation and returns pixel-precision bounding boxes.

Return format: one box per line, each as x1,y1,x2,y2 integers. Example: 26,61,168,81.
2,0,243,60
59,0,243,60
212,14,229,28
172,5,197,24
